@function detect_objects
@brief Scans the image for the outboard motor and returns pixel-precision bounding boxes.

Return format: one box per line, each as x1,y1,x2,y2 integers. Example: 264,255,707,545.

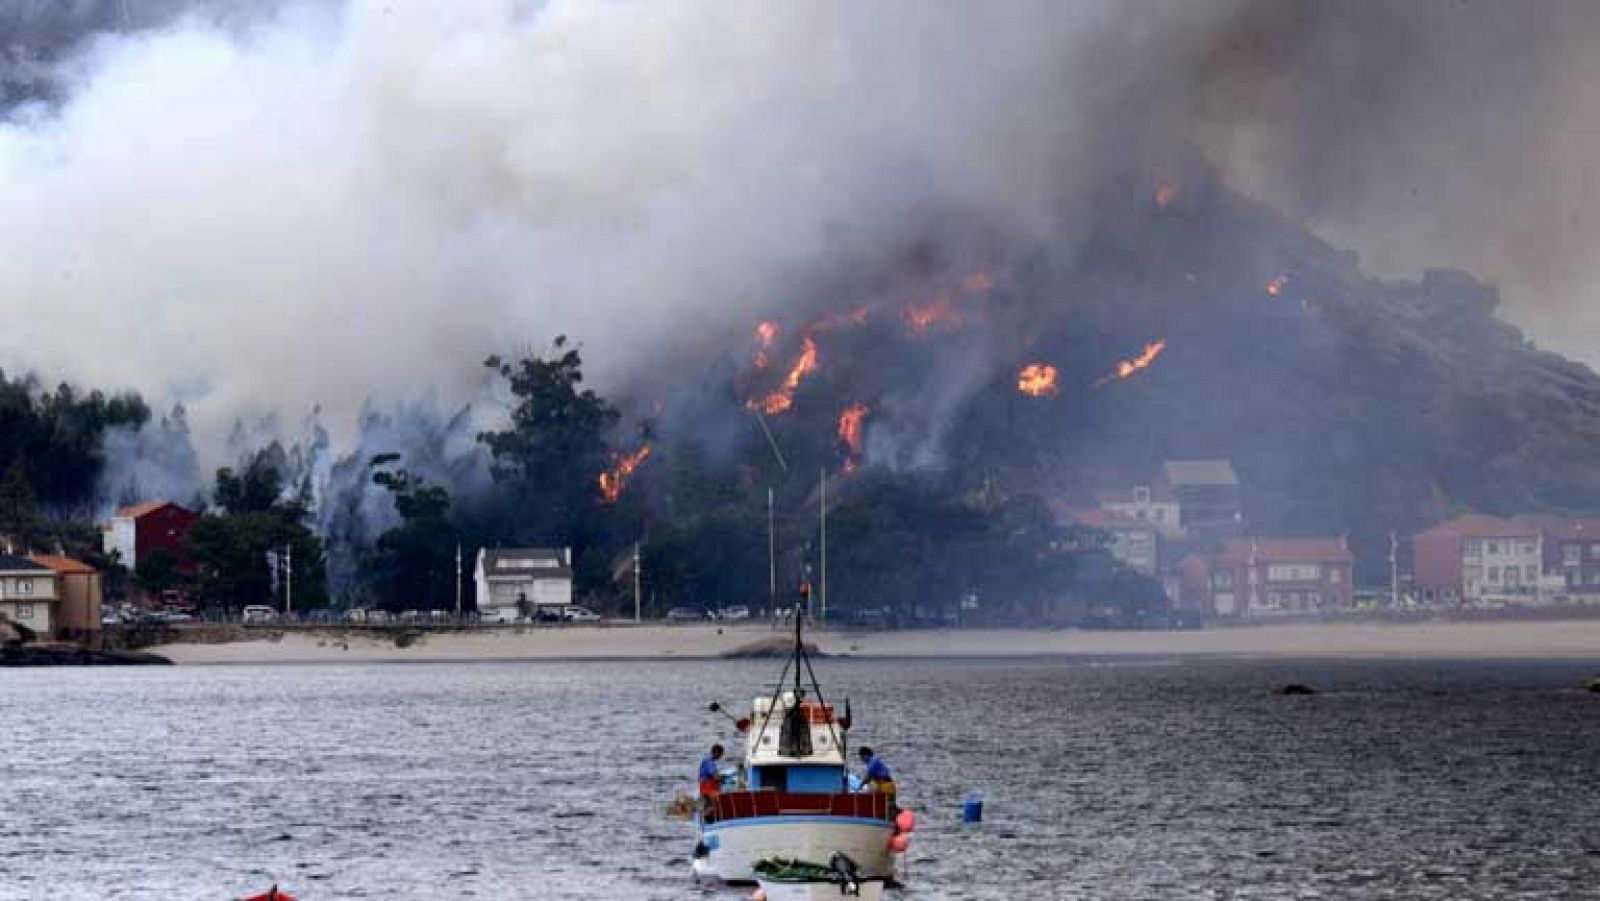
827,852,864,895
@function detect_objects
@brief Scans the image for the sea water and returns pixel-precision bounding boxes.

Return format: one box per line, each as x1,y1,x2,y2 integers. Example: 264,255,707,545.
2,658,1598,899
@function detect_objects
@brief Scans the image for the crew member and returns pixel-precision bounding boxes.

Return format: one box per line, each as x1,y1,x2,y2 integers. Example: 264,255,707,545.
857,746,894,797
698,744,725,799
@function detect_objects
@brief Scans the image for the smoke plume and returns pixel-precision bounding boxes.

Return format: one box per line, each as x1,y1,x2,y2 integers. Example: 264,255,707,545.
3,0,1599,483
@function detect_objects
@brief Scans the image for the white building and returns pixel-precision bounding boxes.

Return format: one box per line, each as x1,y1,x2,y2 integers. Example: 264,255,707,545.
0,554,59,637
474,547,573,621
1097,483,1183,539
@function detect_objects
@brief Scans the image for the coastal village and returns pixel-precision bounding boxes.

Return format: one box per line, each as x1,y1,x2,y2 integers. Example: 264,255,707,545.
6,457,1600,656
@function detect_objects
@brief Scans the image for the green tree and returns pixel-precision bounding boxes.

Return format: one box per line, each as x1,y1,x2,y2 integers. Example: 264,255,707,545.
132,547,179,596
189,455,327,612
367,454,459,611
477,337,619,545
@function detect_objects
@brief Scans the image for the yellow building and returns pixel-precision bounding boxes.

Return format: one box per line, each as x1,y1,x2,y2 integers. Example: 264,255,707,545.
31,555,103,642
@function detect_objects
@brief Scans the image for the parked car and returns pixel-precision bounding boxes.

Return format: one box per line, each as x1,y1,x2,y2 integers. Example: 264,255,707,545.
241,605,278,625
718,605,750,621
477,607,511,624
666,606,703,622
562,606,601,622
366,610,392,625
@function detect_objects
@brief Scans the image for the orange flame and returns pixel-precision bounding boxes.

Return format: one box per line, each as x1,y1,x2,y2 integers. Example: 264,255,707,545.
904,296,958,335
963,271,995,293
753,320,778,369
1098,339,1167,385
599,444,652,503
1155,182,1178,208
837,403,868,466
749,336,818,415
1266,274,1288,296
1017,363,1060,397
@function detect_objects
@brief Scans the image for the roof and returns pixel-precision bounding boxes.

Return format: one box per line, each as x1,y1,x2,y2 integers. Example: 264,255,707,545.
1416,514,1539,540
1162,459,1239,487
0,553,50,573
480,547,573,580
114,500,190,519
28,555,97,575
1513,514,1600,542
1217,537,1351,565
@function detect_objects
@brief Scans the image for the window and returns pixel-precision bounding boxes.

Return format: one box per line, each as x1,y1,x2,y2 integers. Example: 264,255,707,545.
1329,568,1343,584
1522,541,1537,555
18,579,31,596
1525,565,1537,581
1267,563,1321,582
1504,567,1519,587
1590,543,1600,557
1134,486,1150,504
1211,570,1234,589
1154,508,1165,521
1307,591,1320,607
1565,546,1581,565
15,603,31,619
1464,540,1481,558
1487,542,1499,554
1488,566,1500,583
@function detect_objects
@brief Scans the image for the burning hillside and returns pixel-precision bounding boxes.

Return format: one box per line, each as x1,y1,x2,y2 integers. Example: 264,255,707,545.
628,160,1600,581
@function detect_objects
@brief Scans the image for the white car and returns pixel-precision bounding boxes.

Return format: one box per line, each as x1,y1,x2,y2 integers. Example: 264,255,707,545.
241,605,278,625
562,606,601,622
718,605,750,621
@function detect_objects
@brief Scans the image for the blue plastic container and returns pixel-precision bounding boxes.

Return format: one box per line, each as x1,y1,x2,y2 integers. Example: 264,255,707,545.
962,791,984,824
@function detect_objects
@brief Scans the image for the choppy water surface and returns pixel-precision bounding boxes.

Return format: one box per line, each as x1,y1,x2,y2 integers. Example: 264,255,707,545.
3,657,1599,899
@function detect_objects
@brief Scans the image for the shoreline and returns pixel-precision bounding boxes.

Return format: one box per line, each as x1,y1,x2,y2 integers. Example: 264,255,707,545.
148,619,1600,665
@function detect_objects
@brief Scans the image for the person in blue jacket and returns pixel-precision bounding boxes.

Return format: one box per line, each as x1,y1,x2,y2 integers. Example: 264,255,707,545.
698,744,725,800
857,746,895,798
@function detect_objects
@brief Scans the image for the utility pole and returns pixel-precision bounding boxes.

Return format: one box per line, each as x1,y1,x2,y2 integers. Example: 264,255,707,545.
285,543,294,617
768,486,776,616
633,541,642,623
455,544,463,618
1389,531,1399,609
819,467,827,629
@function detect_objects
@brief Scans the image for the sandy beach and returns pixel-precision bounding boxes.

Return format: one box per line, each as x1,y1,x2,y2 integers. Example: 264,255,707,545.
149,619,1600,664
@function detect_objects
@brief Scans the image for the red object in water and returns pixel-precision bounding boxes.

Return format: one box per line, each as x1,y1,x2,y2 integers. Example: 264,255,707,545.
238,887,298,901
895,809,916,833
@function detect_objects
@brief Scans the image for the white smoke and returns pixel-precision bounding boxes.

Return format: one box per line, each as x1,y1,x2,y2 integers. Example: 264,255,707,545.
0,0,1124,470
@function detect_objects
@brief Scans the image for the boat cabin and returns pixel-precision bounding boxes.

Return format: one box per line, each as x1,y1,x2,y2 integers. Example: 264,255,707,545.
743,693,847,793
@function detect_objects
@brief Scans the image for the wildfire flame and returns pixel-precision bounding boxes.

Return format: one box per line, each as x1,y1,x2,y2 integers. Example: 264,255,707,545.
599,444,652,503
753,320,778,369
1097,339,1167,385
1155,181,1178,209
963,271,995,293
904,296,958,335
749,336,818,415
1266,274,1288,296
837,403,868,471
1017,363,1060,397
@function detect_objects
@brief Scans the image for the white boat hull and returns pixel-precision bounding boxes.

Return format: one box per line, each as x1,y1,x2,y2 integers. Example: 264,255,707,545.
756,878,885,901
695,817,895,883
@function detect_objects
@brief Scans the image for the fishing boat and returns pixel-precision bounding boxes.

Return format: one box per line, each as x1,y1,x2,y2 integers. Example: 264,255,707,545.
691,611,898,884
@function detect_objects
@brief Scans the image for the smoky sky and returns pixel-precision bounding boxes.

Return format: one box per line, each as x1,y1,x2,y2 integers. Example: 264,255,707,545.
1,0,1597,466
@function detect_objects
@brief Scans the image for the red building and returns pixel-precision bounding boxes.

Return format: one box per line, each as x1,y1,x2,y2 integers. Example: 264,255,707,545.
1413,515,1540,605
1180,537,1354,617
103,501,201,577
1513,514,1600,601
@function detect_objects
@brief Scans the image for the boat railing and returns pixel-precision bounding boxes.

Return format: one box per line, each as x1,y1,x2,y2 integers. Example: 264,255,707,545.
704,790,892,825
